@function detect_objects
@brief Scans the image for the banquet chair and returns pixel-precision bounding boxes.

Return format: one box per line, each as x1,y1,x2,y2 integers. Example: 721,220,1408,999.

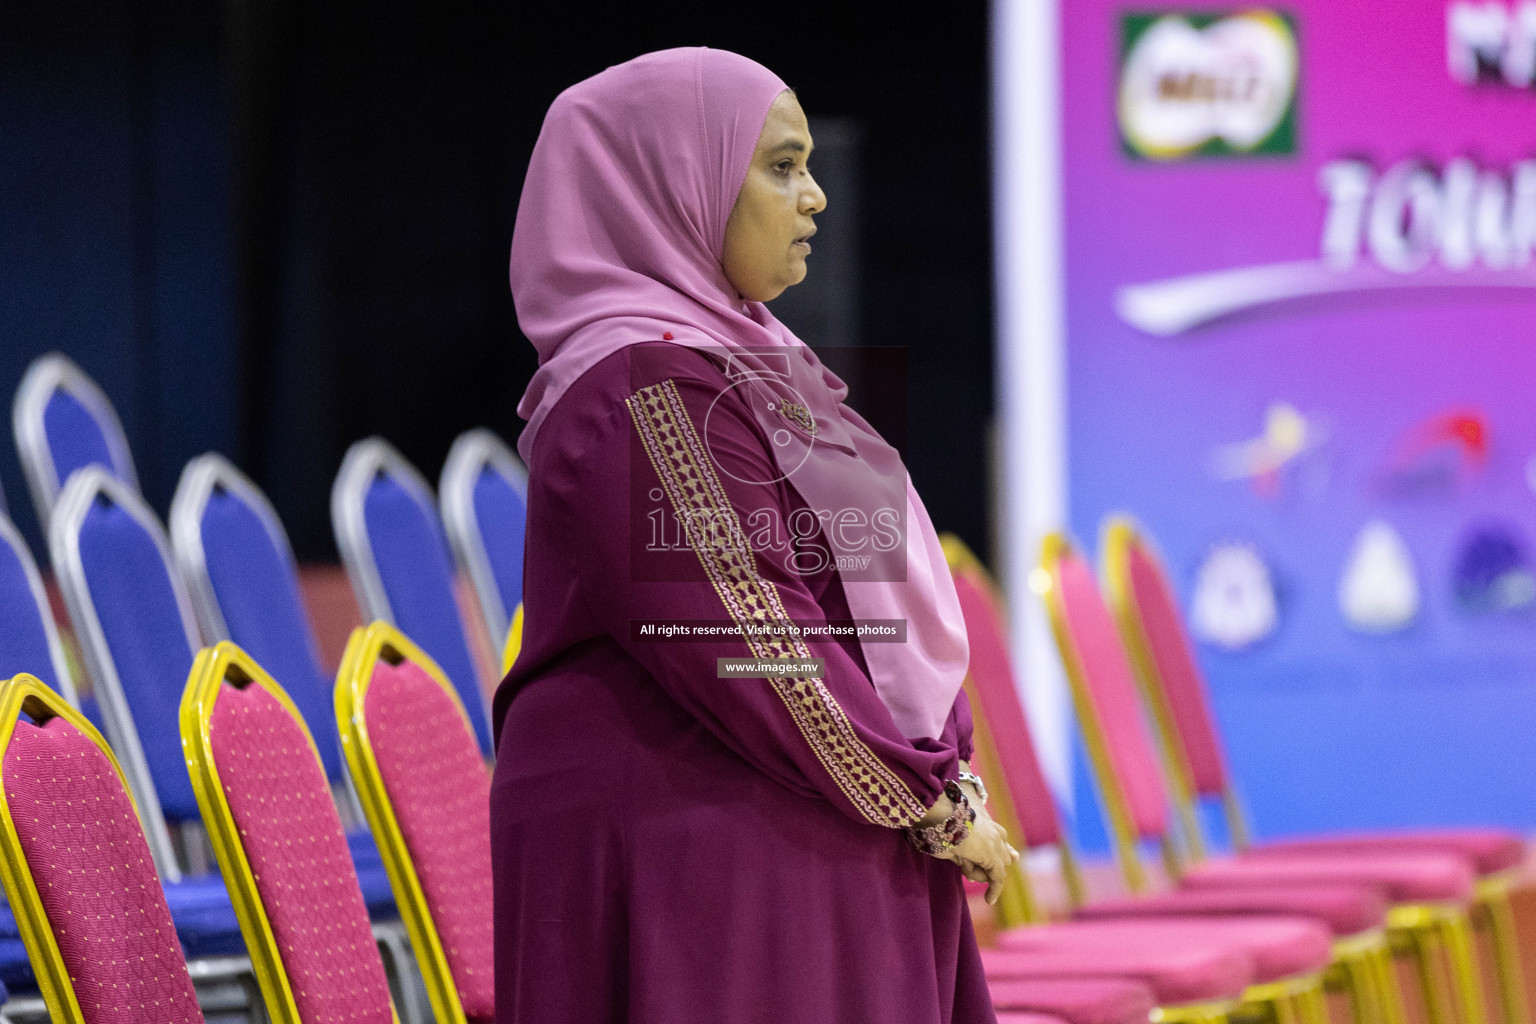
0,511,77,707
12,352,139,530
335,621,494,1024
1038,532,1489,1024
169,453,350,790
48,468,405,986
943,535,1407,1024
1100,515,1528,1024
49,468,201,880
439,428,528,653
182,641,400,1024
0,673,214,1024
331,437,494,756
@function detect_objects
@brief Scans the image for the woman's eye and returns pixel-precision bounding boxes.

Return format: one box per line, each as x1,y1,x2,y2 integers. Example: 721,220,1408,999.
775,161,793,175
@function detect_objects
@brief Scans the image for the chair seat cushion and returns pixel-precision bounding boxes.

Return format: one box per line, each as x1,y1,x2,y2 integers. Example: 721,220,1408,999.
983,923,1254,1004
996,1013,1070,1024
1075,883,1387,936
1183,851,1475,903
996,916,1331,985
988,978,1156,1024
1250,831,1525,876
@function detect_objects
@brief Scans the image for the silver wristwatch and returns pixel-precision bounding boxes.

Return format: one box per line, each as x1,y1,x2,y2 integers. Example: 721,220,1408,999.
957,769,988,806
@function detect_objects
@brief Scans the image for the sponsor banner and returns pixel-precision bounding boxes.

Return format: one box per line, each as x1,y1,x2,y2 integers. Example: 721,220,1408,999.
1058,1,1536,843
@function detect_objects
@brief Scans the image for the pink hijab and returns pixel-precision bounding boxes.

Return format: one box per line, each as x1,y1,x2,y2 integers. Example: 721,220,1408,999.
510,47,968,742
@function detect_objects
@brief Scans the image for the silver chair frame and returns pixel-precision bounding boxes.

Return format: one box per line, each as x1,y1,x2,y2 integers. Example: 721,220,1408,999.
170,453,310,649
0,511,79,706
331,436,493,733
12,352,140,530
48,467,193,881
438,428,528,649
332,437,435,626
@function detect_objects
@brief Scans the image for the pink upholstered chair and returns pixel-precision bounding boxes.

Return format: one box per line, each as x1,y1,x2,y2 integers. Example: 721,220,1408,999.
181,641,397,1024
335,622,493,1024
943,536,1397,1024
1101,516,1527,1024
1039,532,1488,1024
0,673,205,1024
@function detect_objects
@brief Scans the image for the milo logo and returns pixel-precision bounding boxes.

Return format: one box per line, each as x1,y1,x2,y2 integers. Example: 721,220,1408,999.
1119,11,1299,160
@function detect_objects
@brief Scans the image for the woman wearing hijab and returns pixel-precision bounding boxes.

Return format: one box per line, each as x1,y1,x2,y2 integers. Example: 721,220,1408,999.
493,47,1016,1023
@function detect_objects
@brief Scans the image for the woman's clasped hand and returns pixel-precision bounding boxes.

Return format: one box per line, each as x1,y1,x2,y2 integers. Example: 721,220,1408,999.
918,773,1020,906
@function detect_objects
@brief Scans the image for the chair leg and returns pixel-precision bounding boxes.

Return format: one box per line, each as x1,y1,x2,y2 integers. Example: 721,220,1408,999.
1153,999,1241,1024
1332,933,1407,1024
1367,941,1410,1024
1330,953,1375,1024
1301,980,1334,1024
1408,919,1458,1024
373,921,426,1024
1242,974,1329,1024
1441,909,1491,1024
1478,889,1530,1024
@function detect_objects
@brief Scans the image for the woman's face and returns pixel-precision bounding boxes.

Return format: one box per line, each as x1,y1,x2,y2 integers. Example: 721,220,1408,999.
723,91,827,303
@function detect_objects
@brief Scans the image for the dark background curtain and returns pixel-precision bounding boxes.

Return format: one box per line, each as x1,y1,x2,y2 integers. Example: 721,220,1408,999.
1,0,994,565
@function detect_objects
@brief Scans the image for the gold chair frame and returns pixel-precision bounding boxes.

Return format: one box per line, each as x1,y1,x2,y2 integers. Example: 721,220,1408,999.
337,620,491,1024
182,640,401,1024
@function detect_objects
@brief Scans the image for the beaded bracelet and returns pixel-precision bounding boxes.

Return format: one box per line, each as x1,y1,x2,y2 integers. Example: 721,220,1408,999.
904,781,975,857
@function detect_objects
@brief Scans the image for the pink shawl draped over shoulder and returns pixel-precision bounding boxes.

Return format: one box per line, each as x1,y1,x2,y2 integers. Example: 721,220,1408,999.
509,47,967,742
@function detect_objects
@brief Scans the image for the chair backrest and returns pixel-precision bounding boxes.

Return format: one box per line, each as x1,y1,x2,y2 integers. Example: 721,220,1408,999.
0,674,203,1024
439,429,527,651
337,622,494,1024
940,535,1077,927
13,353,139,528
182,641,396,1024
332,438,493,756
0,511,78,704
170,453,344,783
49,468,196,879
1102,517,1245,854
1038,533,1174,892
941,537,1065,850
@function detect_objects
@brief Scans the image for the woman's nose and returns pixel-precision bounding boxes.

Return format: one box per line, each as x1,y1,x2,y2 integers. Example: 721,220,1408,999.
801,173,827,215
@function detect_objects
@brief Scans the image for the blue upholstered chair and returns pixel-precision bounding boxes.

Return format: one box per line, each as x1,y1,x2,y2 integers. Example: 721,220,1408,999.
49,469,194,880
39,469,267,990
170,454,345,784
166,456,425,1020
439,428,528,654
12,353,139,530
332,438,495,756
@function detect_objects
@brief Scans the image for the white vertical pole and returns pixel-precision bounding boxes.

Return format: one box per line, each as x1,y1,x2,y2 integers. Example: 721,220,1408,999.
991,0,1072,803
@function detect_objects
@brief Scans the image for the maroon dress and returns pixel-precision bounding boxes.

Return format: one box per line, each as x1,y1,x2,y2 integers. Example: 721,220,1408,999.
490,342,995,1024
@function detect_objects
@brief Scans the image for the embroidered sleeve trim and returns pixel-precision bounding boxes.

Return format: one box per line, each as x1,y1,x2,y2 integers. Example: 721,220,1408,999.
626,379,927,827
